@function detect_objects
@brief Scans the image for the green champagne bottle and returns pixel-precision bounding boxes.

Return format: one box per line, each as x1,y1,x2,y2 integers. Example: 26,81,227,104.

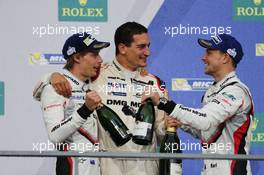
96,103,132,146
159,127,182,175
132,98,155,145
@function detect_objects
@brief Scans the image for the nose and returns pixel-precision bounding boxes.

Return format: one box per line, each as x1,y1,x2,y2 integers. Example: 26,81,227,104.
202,53,207,61
144,46,150,57
97,55,103,64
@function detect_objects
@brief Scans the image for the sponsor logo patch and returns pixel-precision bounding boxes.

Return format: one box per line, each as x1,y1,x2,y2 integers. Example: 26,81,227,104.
172,78,213,91
58,0,108,22
233,0,264,21
256,43,264,56
29,53,66,65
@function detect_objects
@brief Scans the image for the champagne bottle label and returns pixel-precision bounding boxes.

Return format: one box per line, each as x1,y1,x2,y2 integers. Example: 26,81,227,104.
170,163,182,175
133,122,152,137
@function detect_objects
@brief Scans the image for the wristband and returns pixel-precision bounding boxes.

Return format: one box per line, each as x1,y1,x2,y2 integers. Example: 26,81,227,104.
77,104,94,119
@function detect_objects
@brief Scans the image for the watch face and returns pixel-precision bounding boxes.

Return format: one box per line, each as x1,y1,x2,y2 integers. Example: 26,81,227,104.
160,97,168,105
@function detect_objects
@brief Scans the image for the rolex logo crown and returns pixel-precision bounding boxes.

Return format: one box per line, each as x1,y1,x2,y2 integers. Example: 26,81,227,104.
253,0,262,6
79,0,87,6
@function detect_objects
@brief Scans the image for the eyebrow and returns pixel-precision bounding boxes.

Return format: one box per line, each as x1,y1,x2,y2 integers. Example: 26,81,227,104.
136,43,150,47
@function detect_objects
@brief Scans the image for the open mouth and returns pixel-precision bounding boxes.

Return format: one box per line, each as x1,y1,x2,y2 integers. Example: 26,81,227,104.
140,57,147,63
92,67,99,73
94,65,101,71
203,60,208,66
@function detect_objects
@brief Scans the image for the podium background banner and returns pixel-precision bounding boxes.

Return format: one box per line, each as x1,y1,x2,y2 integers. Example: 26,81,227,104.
0,0,263,174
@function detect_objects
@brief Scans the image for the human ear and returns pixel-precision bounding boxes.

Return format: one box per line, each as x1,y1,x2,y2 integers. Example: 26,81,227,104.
118,43,126,54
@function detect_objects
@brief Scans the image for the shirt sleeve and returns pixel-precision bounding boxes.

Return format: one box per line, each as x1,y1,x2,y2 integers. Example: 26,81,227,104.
33,73,53,101
41,85,87,144
169,86,246,131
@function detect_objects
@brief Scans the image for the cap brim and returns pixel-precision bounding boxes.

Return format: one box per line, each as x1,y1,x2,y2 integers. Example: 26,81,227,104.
92,41,110,50
198,39,213,48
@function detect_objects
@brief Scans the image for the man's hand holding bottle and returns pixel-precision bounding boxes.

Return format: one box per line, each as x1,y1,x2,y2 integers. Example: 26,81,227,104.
85,91,102,111
165,115,182,129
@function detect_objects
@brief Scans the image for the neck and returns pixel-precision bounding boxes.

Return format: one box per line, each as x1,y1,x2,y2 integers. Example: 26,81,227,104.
116,55,137,71
213,67,235,82
70,67,88,82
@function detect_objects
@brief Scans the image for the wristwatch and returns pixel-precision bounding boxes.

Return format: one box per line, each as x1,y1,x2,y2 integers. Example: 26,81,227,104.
157,97,176,114
157,97,169,110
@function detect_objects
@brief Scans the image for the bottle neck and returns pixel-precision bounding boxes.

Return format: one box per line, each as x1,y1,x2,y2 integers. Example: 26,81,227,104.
166,127,176,133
